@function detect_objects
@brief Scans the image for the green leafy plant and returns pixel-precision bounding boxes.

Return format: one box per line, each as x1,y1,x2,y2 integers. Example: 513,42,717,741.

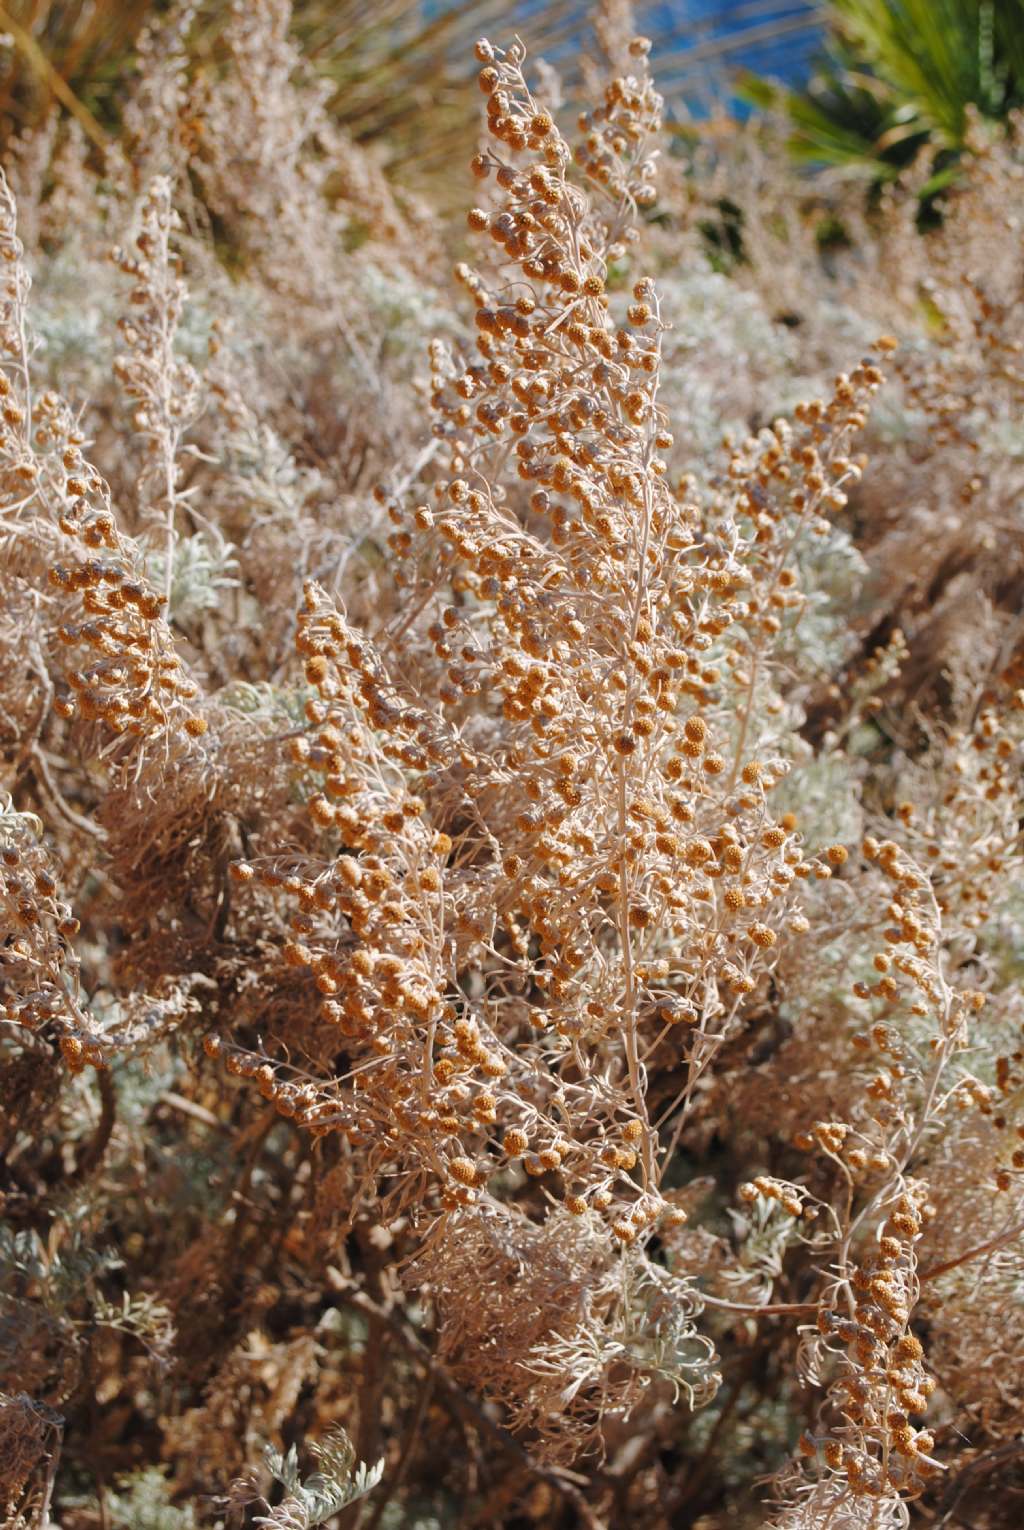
745,0,1024,182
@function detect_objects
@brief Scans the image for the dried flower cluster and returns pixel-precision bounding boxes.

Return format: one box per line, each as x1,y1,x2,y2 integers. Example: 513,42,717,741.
1,5,1022,1529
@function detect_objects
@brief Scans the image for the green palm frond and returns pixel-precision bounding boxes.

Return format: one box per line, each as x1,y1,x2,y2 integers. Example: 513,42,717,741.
746,0,1024,181
830,0,1022,141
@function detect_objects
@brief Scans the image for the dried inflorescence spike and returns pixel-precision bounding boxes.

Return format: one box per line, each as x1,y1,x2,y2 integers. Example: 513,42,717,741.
0,169,206,748
111,174,202,608
0,798,88,1052
218,32,902,1305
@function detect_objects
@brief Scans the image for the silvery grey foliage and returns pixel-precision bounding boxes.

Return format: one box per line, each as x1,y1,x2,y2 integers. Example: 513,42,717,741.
249,1427,384,1529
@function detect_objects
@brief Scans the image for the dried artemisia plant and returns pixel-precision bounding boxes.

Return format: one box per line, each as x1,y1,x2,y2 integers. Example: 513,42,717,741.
210,31,912,1470
1,7,1023,1529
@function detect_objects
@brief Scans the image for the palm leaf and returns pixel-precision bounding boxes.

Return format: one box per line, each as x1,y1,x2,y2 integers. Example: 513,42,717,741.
746,0,1024,181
